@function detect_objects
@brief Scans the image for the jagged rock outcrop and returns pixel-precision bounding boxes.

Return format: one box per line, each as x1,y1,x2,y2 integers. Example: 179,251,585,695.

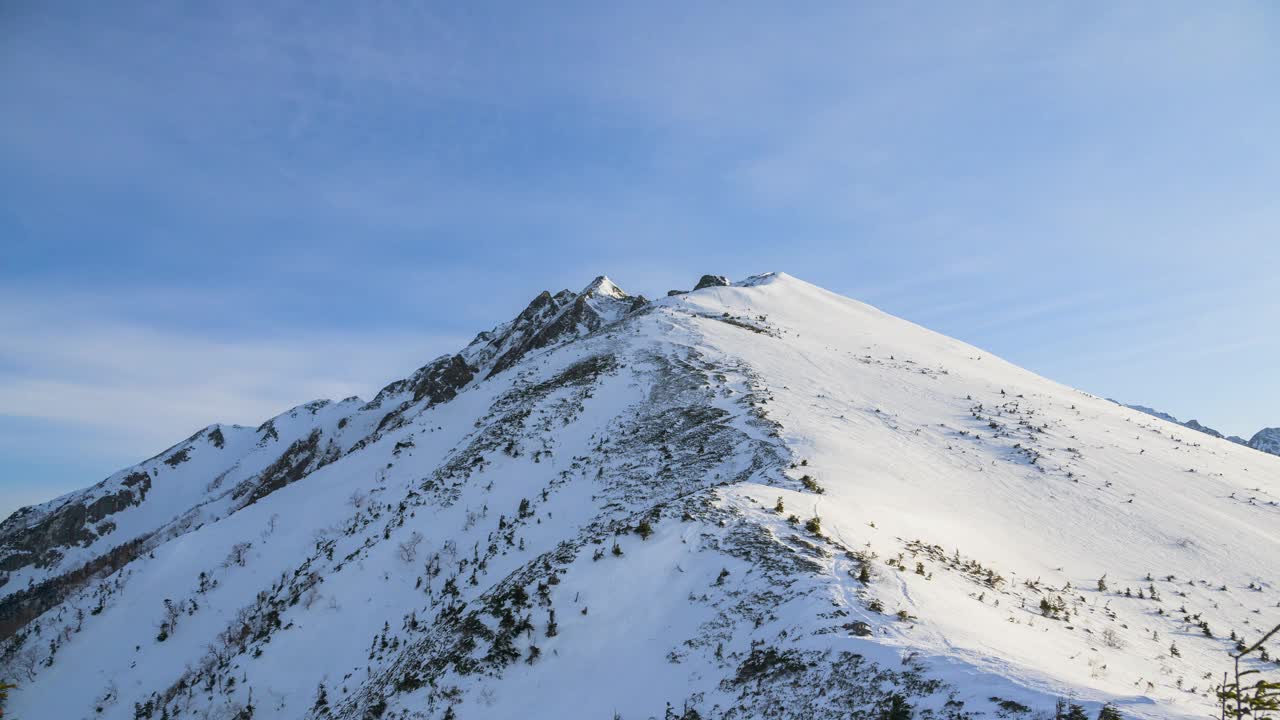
487,276,634,377
694,274,730,290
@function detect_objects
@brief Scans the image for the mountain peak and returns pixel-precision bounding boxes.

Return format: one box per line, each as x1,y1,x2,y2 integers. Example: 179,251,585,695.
5,272,1279,720
579,275,628,299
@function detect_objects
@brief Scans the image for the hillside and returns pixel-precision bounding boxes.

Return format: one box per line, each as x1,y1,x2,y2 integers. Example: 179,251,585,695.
2,272,1278,720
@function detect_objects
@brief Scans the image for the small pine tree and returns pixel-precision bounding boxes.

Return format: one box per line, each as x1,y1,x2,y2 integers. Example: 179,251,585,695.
800,475,825,494
858,564,871,585
1096,703,1123,720
1097,575,1107,592
881,693,913,720
1215,622,1280,719
804,516,821,535
1170,642,1180,658
1054,698,1088,720
611,542,623,557
313,682,329,712
636,519,653,540
774,497,784,513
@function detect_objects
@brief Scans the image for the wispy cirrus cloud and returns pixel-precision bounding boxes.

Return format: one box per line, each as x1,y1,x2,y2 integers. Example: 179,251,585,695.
0,291,464,454
3,0,1279,514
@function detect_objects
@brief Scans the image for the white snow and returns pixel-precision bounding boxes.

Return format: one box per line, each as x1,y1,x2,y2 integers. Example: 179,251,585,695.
4,271,1277,720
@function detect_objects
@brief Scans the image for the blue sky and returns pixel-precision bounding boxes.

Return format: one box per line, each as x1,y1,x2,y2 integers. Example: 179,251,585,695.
2,2,1278,517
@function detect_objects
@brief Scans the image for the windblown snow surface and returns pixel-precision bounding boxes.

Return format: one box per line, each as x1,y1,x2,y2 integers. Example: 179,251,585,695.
3,273,1278,720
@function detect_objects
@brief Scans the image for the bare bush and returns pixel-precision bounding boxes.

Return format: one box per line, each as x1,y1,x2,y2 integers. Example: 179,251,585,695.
398,531,424,564
5,645,40,682
157,598,182,641
260,513,280,540
225,542,252,568
1102,627,1125,649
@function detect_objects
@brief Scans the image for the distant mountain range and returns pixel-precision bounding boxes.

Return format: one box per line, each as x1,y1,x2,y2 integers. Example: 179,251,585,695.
1114,402,1280,457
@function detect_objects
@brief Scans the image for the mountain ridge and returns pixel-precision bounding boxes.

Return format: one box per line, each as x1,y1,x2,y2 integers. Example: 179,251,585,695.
2,272,1278,720
1114,402,1279,457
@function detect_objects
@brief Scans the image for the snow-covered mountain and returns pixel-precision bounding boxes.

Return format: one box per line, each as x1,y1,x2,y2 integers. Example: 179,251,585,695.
1249,428,1280,457
3,273,1278,720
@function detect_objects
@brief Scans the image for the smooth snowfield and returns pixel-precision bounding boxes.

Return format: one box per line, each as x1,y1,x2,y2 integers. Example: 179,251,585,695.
3,272,1277,720
676,275,1280,716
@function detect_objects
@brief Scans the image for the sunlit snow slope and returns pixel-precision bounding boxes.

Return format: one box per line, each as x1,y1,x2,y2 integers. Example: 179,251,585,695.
2,272,1277,720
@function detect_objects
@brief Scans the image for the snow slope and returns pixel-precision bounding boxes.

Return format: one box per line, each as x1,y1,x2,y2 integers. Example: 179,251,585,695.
2,272,1278,720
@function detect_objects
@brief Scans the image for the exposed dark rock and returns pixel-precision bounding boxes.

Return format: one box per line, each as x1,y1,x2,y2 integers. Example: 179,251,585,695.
121,471,151,490
163,447,190,467
85,490,136,525
0,471,152,574
694,274,730,290
238,429,331,506
257,419,280,444
0,534,150,641
847,621,873,637
411,355,474,404
488,282,630,378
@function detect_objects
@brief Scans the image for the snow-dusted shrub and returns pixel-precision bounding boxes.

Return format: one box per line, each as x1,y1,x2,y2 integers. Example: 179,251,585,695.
398,531,424,564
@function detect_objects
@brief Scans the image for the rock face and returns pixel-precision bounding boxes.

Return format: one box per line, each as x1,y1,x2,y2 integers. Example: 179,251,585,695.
3,272,1279,720
487,276,635,377
694,274,730,290
1249,427,1280,456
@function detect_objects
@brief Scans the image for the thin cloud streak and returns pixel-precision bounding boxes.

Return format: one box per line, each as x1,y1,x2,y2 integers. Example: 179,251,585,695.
2,1,1278,510
0,295,465,452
